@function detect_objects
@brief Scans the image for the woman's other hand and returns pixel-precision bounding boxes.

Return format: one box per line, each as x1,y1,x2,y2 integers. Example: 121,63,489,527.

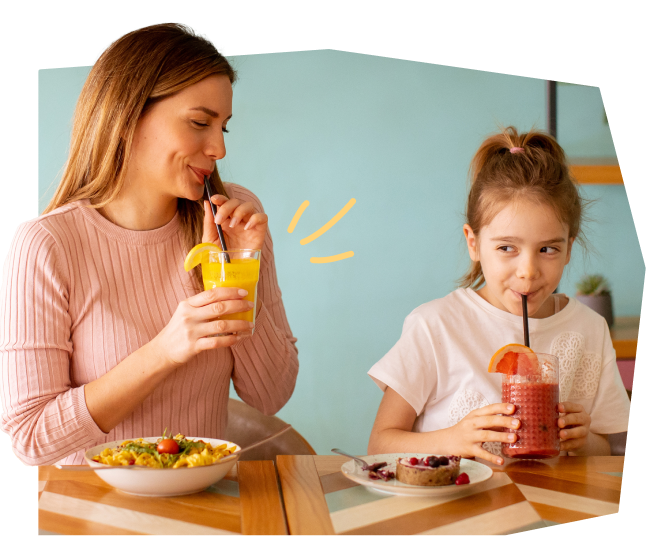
204,195,268,250
152,287,254,367
558,402,592,453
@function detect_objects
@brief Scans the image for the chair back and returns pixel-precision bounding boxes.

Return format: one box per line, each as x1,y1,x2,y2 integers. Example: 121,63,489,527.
225,398,316,461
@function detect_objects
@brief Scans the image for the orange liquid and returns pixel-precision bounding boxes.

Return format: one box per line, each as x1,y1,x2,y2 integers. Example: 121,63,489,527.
202,258,260,322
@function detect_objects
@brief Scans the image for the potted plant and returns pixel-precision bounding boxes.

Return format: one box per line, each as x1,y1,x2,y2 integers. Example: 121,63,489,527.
575,274,614,327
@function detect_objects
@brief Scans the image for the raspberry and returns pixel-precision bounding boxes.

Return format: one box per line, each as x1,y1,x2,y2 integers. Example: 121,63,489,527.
409,457,419,465
455,473,470,485
424,456,432,466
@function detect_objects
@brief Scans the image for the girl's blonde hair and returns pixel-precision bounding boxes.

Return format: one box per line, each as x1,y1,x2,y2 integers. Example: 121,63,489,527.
460,126,587,289
44,23,236,258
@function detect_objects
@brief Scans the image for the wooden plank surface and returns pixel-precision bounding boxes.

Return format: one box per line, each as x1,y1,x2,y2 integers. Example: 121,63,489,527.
37,464,257,535
571,164,623,184
238,460,287,534
276,455,335,534
286,455,625,535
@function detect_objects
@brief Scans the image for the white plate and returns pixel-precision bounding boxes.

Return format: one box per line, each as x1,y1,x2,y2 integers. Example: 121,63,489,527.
341,454,493,497
84,437,240,497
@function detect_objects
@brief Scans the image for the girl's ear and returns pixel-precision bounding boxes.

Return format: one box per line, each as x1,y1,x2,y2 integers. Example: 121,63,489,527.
463,224,480,261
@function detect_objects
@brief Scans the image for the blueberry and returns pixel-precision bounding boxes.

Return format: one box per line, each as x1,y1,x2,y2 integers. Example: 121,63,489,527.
438,456,449,466
429,456,440,468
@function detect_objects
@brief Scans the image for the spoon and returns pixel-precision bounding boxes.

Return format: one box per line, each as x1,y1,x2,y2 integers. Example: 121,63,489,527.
331,448,389,472
56,425,292,471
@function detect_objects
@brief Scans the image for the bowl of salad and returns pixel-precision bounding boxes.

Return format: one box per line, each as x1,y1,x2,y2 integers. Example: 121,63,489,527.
84,433,240,496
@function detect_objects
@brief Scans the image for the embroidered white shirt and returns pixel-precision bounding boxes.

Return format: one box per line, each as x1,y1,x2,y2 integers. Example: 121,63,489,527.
368,288,630,439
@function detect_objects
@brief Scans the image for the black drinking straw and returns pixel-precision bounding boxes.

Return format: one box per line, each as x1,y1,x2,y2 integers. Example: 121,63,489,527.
522,294,530,347
204,175,230,263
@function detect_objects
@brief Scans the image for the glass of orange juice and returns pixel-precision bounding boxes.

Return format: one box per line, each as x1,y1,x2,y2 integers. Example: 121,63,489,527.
201,249,261,328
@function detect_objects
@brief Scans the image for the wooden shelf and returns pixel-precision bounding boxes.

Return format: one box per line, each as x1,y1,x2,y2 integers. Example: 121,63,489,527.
610,316,639,360
571,164,623,185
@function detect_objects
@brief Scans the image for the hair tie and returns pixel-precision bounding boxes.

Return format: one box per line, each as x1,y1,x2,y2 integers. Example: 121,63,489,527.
509,147,525,154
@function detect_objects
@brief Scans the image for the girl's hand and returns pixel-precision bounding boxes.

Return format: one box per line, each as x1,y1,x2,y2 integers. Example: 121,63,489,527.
203,195,268,251
152,287,254,367
558,402,591,453
446,404,520,465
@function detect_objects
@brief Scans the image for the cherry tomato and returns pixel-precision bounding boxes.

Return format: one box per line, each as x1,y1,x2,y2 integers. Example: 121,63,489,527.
157,439,180,454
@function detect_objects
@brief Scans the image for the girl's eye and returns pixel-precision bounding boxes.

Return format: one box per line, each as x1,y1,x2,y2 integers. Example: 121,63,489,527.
498,246,514,252
541,246,558,254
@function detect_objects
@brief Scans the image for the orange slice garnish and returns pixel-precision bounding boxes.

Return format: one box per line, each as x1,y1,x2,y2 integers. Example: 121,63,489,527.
488,343,539,375
184,242,222,272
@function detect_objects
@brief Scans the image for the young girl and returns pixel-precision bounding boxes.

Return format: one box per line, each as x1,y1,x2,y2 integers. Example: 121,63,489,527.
367,127,630,465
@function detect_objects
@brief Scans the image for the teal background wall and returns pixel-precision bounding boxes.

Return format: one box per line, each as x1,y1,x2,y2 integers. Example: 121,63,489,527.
39,50,643,456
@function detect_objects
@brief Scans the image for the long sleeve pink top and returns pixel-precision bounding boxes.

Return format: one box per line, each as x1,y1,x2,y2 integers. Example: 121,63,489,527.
0,184,299,465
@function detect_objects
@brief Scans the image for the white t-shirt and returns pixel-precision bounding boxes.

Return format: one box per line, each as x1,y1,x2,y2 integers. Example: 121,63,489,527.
368,288,630,448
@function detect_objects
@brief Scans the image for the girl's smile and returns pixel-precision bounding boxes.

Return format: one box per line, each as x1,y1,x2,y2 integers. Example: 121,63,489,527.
464,198,574,319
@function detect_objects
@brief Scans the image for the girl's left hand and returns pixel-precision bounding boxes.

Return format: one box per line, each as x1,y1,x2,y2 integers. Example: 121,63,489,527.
203,195,268,251
558,401,592,452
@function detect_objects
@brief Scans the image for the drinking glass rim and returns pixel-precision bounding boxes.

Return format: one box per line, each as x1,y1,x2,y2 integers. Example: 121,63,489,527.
208,248,261,253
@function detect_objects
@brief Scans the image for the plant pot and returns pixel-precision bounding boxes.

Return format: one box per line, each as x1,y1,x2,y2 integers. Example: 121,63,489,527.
575,293,614,328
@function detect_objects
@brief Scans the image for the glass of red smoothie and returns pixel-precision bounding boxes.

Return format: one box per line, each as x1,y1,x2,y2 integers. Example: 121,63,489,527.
502,353,560,459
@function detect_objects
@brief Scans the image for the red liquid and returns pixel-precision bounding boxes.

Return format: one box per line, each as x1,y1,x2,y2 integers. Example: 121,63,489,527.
502,381,559,459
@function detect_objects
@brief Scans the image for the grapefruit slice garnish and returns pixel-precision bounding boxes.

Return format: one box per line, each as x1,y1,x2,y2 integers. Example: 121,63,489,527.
184,242,222,272
488,344,539,376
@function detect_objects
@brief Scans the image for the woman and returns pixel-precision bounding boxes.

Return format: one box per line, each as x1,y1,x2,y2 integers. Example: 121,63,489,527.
0,24,299,465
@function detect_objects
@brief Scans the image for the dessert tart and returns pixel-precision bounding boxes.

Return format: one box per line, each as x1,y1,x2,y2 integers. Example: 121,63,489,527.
395,455,461,486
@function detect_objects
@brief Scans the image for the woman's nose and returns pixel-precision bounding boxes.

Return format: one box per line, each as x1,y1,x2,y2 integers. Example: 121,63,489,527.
204,129,226,160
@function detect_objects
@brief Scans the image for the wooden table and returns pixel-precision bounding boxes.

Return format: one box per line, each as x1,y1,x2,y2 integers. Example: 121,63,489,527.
38,460,287,535
276,455,623,535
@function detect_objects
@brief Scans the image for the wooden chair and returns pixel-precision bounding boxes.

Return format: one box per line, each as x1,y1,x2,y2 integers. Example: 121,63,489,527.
225,398,316,461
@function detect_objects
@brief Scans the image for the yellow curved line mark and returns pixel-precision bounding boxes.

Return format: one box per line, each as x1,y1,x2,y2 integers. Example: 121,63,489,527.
310,251,354,264
300,198,356,245
287,200,310,233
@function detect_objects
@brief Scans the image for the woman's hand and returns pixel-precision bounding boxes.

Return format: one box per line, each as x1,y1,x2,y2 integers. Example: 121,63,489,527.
203,195,268,251
558,402,591,453
152,287,254,368
445,404,520,465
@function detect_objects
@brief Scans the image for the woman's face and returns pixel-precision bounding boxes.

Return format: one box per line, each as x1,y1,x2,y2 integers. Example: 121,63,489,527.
464,198,573,318
126,75,233,203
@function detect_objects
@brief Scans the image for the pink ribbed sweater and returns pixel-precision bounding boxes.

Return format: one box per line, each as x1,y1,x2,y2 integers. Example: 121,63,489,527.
0,184,299,465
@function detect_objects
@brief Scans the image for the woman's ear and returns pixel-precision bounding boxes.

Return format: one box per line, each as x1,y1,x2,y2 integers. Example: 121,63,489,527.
463,224,479,261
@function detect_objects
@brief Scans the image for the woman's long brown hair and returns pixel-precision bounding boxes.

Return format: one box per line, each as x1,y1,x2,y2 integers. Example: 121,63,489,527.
459,126,588,289
44,23,236,263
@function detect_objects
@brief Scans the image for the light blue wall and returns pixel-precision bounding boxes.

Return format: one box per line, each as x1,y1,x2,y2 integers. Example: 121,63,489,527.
39,50,643,456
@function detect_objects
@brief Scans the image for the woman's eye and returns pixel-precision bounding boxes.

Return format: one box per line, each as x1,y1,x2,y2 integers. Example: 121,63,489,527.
223,127,229,134
191,120,208,127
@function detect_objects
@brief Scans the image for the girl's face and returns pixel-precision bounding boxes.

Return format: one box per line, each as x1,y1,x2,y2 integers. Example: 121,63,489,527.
464,199,574,318
126,75,233,203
